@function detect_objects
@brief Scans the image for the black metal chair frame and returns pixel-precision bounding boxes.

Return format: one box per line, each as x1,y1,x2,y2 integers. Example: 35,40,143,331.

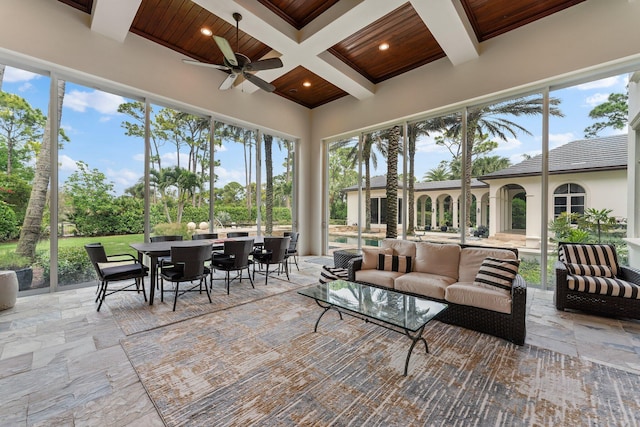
159,244,213,311
226,231,249,238
252,236,291,285
192,233,218,240
85,243,148,312
211,239,255,294
284,231,299,271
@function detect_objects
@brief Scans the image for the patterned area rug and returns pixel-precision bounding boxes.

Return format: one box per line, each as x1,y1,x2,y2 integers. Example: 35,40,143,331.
120,288,640,426
108,262,319,335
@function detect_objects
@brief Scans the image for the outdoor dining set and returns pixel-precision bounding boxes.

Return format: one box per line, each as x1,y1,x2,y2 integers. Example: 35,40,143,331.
85,232,299,311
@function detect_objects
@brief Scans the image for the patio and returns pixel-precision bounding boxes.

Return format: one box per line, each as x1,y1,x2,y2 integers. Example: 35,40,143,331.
0,256,638,425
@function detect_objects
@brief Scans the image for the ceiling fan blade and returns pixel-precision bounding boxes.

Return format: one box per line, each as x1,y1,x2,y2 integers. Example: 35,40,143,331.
182,59,229,71
244,57,283,72
219,73,238,90
213,36,238,67
243,72,276,92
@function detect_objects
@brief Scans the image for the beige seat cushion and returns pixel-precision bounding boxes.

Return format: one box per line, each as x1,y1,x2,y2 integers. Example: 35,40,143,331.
458,247,517,283
355,269,402,289
381,238,416,260
395,272,456,300
445,283,512,314
414,242,460,280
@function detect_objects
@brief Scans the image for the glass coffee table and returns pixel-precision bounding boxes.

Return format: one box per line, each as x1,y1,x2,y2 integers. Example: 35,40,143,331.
298,280,448,376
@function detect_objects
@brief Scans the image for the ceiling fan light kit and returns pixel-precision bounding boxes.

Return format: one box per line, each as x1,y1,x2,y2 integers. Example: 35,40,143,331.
183,12,283,93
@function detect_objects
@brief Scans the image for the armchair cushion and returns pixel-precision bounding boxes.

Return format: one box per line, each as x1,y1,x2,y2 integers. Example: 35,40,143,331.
566,263,614,278
567,275,640,299
559,243,619,276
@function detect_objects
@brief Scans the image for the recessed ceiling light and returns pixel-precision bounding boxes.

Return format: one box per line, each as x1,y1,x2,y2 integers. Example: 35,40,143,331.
302,81,311,87
379,42,390,51
200,28,213,36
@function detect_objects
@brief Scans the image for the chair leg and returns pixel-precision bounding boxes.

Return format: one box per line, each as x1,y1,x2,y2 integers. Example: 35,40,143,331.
265,264,269,286
247,267,254,288
97,280,108,312
172,282,179,311
293,254,299,271
226,270,230,295
284,260,290,280
203,278,212,303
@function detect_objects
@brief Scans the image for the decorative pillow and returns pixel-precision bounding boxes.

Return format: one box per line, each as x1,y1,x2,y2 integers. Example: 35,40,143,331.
473,257,520,293
566,263,614,278
377,254,412,273
361,247,393,270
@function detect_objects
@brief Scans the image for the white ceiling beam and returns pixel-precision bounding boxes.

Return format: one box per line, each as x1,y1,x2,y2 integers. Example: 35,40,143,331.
411,0,479,66
90,0,142,43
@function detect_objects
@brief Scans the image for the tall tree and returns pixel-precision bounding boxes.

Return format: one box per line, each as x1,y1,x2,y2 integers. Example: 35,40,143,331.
385,126,400,238
584,92,628,138
447,96,563,227
264,134,274,234
17,79,67,259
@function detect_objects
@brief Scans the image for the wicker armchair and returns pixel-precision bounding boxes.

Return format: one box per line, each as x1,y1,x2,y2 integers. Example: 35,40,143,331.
555,242,640,319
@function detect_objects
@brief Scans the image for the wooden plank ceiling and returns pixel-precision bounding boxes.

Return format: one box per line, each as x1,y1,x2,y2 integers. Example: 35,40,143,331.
57,0,585,109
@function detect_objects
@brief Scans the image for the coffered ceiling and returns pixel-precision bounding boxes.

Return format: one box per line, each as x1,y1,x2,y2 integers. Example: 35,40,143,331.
58,0,585,109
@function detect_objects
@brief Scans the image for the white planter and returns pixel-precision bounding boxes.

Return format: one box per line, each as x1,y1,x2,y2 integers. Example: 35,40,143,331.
0,270,19,310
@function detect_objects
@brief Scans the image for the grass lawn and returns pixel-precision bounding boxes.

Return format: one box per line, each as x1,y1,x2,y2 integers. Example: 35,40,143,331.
0,234,144,257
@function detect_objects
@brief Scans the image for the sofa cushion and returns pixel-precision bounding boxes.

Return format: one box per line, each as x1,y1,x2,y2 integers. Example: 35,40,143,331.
355,269,402,289
445,283,513,314
395,272,456,300
566,263,614,278
559,243,619,276
473,257,520,294
377,254,412,273
361,247,393,270
381,238,417,260
414,242,460,280
567,275,640,299
458,247,517,283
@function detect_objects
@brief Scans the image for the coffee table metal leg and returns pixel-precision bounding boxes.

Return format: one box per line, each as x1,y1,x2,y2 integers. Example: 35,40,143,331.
313,300,343,332
403,324,428,376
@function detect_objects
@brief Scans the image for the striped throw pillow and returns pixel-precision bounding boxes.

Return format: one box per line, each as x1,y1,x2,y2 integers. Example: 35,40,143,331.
474,257,520,294
377,254,412,273
566,263,614,278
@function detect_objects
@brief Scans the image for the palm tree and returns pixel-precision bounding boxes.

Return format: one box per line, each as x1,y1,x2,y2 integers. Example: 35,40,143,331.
447,96,563,227
264,134,274,234
423,161,452,182
472,155,511,176
17,79,66,259
384,126,401,238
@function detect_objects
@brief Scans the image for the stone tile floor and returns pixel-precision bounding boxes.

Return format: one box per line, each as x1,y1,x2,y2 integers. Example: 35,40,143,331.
0,257,638,426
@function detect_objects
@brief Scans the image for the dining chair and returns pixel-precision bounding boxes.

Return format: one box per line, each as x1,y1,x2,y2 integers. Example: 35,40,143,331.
149,235,184,288
211,239,255,294
252,236,291,285
85,243,148,311
226,231,249,238
192,233,218,240
283,231,299,271
159,244,212,311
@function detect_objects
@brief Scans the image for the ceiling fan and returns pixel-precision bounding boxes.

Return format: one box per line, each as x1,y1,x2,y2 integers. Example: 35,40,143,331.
182,12,283,92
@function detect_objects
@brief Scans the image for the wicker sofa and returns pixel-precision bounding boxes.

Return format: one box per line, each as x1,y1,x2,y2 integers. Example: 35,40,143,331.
347,239,527,345
555,242,640,319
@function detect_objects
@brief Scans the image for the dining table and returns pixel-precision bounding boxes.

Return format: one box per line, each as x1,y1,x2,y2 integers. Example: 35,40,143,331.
130,236,263,304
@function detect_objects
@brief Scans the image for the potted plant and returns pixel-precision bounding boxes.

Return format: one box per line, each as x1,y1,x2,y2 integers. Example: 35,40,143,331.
0,252,33,291
439,222,448,232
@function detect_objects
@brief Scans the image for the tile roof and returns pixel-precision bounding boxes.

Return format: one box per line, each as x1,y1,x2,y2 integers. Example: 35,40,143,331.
479,134,627,179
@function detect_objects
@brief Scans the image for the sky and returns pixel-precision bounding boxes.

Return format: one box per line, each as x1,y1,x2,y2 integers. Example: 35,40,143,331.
2,65,630,194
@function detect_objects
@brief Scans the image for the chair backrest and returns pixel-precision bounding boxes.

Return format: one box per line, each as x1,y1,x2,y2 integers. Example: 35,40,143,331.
151,235,183,242
284,232,299,251
224,239,254,268
84,243,107,278
170,244,212,280
558,242,619,276
263,237,291,263
192,233,218,240
226,231,249,238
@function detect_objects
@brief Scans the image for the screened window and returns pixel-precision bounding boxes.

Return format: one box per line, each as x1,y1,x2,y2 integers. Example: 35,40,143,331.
554,183,585,217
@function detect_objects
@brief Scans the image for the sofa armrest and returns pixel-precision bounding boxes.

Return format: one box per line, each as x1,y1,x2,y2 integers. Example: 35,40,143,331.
511,274,527,344
347,257,363,282
618,265,640,284
555,261,568,310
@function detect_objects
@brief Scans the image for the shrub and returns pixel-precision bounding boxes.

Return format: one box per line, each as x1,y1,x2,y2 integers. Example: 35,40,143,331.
0,201,18,241
36,247,95,285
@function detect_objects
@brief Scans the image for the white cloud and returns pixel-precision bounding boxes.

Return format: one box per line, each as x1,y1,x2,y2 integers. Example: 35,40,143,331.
64,89,124,115
215,166,244,186
160,151,190,167
549,132,575,148
495,137,522,152
215,144,228,152
3,67,40,83
106,168,139,187
133,153,145,162
18,82,34,92
585,93,609,107
59,154,79,172
575,76,621,90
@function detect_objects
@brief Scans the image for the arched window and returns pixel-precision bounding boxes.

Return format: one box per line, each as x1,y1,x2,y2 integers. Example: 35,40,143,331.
554,183,585,218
